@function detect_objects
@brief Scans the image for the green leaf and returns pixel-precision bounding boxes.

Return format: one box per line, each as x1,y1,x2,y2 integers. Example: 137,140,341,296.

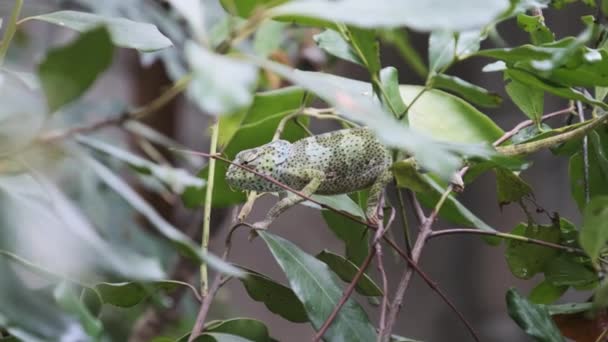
569,131,608,210
544,254,598,288
0,71,46,157
495,168,533,206
347,27,380,75
53,282,102,338
37,27,113,112
505,69,608,109
77,136,204,194
455,29,485,58
253,20,287,57
238,267,308,323
79,153,244,278
270,0,509,31
183,87,309,207
259,231,376,341
314,29,362,65
431,74,503,108
92,281,191,308
506,288,566,342
379,66,408,115
312,194,366,219
186,42,258,115
428,30,455,74
220,0,289,17
316,250,382,296
193,333,254,342
400,85,504,143
392,159,431,193
322,210,368,265
529,280,568,305
517,14,555,45
580,196,608,261
505,77,544,123
256,61,508,180
25,10,172,51
505,223,561,279
547,302,593,315
205,318,272,342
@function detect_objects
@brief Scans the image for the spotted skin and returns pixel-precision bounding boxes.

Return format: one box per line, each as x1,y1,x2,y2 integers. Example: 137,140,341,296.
226,128,393,228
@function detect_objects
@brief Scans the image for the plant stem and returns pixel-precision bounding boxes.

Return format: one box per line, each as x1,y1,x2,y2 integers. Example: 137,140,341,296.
492,106,574,147
200,121,219,296
0,0,23,65
396,188,412,252
428,228,584,254
577,100,591,205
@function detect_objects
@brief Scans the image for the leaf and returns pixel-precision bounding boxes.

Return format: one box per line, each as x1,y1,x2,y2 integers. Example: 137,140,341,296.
193,333,255,342
311,193,366,219
579,196,608,261
379,67,408,115
37,27,113,112
505,69,608,109
314,29,362,66
25,10,172,51
347,27,380,75
529,280,568,305
400,85,504,143
166,0,204,39
238,267,308,323
253,20,287,57
495,168,533,206
76,135,204,194
505,77,544,123
256,60,505,180
431,74,503,108
204,318,272,342
186,42,258,114
182,87,309,207
78,152,244,278
0,71,46,157
316,250,382,296
270,0,510,31
548,302,594,315
259,231,377,341
322,210,368,266
428,31,455,74
505,223,561,279
92,281,189,308
569,142,608,210
506,288,566,342
391,159,431,193
517,14,555,45
544,255,598,288
0,173,166,282
53,282,102,338
455,29,485,58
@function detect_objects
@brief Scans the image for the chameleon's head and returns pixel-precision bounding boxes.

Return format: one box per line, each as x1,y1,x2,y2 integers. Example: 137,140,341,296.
226,140,291,192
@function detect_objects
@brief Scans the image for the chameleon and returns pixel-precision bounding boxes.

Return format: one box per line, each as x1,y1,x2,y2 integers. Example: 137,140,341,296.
225,127,393,229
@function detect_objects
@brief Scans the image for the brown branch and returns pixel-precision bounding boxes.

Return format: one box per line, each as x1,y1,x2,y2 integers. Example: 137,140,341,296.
174,149,478,342
376,204,394,339
188,274,223,341
493,106,574,147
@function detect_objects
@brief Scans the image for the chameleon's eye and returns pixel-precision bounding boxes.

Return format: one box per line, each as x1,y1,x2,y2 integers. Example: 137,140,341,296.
240,149,260,165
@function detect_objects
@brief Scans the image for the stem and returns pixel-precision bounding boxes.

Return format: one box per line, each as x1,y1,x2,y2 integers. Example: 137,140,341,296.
577,101,591,205
492,106,574,147
201,121,219,296
428,229,584,255
399,86,428,121
396,188,412,252
0,0,23,65
188,273,222,341
496,113,608,156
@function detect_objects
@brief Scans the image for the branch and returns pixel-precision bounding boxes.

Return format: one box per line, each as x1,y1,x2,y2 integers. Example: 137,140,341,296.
428,228,585,255
576,101,591,205
492,106,574,147
39,74,192,143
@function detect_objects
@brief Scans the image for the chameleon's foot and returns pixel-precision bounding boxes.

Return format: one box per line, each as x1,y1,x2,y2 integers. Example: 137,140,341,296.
366,213,380,227
247,221,269,241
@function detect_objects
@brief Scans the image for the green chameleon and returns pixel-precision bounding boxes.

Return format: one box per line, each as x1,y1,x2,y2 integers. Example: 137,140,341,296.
225,127,393,229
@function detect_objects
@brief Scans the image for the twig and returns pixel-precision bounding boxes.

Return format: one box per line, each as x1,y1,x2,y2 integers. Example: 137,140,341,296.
376,204,394,340
396,188,413,252
408,189,426,224
175,148,476,337
577,101,591,205
39,75,193,143
188,274,223,342
428,228,584,255
492,106,575,147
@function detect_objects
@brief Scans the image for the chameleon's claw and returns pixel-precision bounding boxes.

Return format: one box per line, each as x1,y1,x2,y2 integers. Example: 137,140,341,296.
366,213,380,227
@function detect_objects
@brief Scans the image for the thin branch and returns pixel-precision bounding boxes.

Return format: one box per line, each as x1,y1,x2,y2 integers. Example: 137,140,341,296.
39,75,192,143
577,100,591,205
188,274,223,342
376,204,395,340
396,188,413,252
493,106,575,147
429,228,584,255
